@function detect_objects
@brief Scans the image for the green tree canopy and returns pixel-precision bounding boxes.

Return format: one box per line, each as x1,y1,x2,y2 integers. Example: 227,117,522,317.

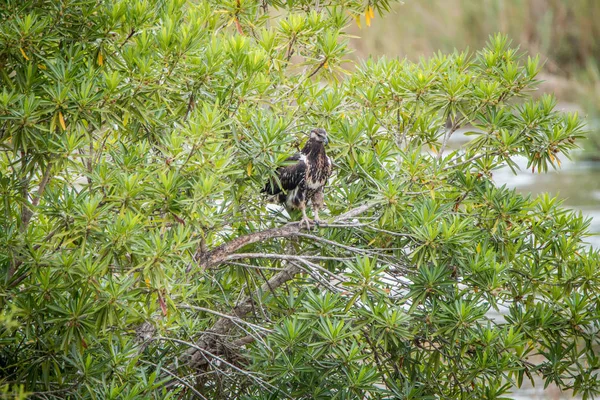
1,1,599,399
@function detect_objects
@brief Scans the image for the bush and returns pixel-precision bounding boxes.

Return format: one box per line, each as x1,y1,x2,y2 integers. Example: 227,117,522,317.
1,1,599,399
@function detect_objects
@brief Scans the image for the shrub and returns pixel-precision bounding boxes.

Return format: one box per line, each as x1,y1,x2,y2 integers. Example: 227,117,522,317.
0,1,598,399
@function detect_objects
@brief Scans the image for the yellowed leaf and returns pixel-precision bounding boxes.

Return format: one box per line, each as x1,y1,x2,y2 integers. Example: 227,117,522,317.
145,278,151,288
368,6,375,19
20,47,30,60
365,10,371,27
323,60,329,69
58,111,66,131
354,14,362,29
491,218,499,234
97,50,103,66
476,243,481,253
246,161,253,176
430,188,435,200
37,64,46,70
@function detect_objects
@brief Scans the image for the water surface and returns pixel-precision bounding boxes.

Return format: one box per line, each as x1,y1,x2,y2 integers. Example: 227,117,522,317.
451,128,600,249
493,156,600,248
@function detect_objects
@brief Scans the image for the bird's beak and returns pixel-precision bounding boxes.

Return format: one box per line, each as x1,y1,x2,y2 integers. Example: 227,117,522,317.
324,136,329,145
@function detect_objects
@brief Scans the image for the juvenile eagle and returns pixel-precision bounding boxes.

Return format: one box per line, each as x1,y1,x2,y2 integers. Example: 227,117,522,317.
262,128,332,228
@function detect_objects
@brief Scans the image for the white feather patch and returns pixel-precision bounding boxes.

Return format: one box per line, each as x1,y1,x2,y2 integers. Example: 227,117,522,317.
286,187,300,209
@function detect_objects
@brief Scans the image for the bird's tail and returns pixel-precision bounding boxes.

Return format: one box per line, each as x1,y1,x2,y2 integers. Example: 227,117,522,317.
262,180,281,195
278,192,287,203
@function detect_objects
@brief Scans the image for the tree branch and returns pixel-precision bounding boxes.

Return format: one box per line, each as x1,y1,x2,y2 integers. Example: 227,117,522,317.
139,360,208,400
197,202,377,269
225,253,352,262
33,162,52,208
160,337,282,395
12,162,54,280
183,261,302,369
170,203,378,372
179,304,273,333
442,150,501,171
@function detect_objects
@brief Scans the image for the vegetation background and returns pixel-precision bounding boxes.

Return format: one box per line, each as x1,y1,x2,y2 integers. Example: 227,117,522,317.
350,0,600,155
354,5,600,395
1,1,599,399
350,0,600,255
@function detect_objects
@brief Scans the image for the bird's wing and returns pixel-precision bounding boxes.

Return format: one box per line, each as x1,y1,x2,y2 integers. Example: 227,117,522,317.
262,153,306,195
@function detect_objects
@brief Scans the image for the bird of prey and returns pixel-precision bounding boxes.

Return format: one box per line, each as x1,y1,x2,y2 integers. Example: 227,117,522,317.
262,128,332,228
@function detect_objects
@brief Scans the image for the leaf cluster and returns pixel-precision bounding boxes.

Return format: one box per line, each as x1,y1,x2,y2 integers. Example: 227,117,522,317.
0,1,599,399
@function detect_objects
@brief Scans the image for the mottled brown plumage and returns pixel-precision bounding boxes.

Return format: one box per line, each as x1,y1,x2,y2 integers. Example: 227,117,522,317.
263,128,332,228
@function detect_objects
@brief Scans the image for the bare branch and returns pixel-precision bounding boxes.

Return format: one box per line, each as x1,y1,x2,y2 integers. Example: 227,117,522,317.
437,121,460,160
225,253,353,262
178,304,273,333
197,202,378,269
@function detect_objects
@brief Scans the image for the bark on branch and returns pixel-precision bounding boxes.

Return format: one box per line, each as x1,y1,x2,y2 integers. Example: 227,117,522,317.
196,202,375,270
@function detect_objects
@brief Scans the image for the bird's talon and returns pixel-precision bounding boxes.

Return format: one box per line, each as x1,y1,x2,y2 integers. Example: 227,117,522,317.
300,217,313,230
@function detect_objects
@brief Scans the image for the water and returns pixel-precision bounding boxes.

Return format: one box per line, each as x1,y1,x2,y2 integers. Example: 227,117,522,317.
451,128,600,249
493,155,600,249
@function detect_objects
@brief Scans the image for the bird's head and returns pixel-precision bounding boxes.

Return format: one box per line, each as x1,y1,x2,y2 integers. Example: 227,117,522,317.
310,128,329,145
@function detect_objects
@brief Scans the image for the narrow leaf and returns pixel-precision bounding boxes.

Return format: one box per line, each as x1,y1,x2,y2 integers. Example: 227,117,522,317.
20,47,30,60
354,15,362,29
59,111,66,131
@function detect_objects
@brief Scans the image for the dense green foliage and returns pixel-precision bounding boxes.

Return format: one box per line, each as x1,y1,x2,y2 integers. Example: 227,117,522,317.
353,0,600,158
1,1,599,399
